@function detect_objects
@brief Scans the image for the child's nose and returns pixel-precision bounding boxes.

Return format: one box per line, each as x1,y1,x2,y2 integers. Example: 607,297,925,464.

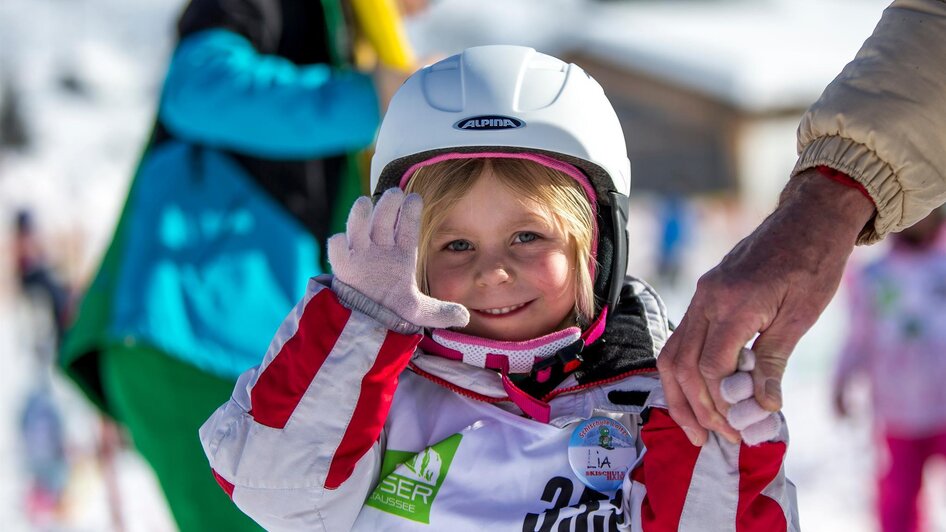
475,261,512,287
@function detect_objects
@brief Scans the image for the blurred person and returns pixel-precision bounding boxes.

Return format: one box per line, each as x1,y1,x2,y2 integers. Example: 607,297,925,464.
201,45,797,531
14,209,71,346
57,0,408,529
833,209,946,532
12,209,71,526
655,195,690,287
19,386,68,526
656,0,946,447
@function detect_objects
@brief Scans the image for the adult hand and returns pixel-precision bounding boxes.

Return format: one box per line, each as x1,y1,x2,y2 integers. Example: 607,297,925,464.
328,188,470,330
656,168,875,446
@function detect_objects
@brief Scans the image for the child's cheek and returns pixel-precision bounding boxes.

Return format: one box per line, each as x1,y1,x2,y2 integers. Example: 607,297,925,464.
426,258,472,302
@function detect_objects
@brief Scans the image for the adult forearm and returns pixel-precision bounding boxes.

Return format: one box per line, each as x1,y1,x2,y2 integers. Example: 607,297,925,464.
776,169,876,255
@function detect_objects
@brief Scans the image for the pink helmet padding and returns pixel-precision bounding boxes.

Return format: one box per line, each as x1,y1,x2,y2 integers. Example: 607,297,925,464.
399,152,598,211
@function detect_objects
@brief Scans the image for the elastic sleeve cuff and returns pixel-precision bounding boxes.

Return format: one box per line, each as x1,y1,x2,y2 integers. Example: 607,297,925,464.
331,279,421,335
815,166,874,204
792,135,893,245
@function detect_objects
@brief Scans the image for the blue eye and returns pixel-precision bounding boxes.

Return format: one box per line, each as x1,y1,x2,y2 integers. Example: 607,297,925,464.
515,232,538,243
447,240,472,251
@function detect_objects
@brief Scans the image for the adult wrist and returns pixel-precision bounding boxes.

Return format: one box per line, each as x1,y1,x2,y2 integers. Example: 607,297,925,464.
779,167,876,246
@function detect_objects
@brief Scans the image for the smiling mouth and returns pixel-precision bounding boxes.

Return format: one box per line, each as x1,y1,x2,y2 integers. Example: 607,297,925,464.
473,301,532,317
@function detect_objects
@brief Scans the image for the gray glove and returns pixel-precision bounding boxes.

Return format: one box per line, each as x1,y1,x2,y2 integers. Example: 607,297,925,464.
327,188,470,333
720,348,783,445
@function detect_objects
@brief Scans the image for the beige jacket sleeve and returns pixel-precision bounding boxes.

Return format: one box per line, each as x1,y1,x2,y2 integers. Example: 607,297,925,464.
793,0,946,244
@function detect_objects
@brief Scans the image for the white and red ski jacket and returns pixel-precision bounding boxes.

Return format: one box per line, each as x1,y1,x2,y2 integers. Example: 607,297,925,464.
200,277,799,531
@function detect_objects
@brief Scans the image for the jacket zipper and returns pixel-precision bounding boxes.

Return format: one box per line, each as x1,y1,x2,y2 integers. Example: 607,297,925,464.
541,367,656,402
408,363,506,403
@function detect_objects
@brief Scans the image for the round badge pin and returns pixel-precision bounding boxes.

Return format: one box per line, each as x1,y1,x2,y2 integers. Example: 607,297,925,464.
567,417,637,492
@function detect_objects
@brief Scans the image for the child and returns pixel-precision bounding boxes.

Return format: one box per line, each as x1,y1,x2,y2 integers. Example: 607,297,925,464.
200,45,798,531
834,209,946,532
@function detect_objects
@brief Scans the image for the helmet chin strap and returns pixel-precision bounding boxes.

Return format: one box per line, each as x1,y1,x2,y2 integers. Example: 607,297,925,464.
607,190,630,311
419,307,609,423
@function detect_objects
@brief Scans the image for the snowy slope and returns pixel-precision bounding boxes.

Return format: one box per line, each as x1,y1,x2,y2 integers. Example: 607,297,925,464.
1,0,943,531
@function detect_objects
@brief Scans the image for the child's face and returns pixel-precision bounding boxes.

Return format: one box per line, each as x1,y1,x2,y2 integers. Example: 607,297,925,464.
425,169,578,341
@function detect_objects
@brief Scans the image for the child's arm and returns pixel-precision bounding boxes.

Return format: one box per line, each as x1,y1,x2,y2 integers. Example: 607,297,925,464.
833,268,874,394
199,278,421,531
627,389,799,531
200,189,467,531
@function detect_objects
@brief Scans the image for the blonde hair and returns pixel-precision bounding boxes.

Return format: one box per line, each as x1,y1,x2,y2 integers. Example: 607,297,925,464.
405,158,597,325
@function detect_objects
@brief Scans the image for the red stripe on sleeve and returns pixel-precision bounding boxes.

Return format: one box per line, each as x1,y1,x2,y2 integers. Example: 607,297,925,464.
325,330,421,489
211,469,235,498
636,408,703,531
736,440,788,531
250,289,352,429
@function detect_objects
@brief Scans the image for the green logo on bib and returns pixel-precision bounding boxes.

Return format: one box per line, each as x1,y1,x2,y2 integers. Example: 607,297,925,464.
366,434,462,523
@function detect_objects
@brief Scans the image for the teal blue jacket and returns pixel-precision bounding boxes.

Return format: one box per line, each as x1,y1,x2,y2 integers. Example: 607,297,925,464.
61,24,379,410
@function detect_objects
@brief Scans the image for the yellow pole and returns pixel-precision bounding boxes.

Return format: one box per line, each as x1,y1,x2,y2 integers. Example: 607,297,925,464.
350,0,417,72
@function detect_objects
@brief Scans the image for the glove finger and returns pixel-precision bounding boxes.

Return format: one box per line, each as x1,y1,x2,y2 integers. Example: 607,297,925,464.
422,302,471,330
370,188,404,246
727,398,770,430
741,412,782,446
720,372,753,404
737,347,755,372
327,234,351,276
395,193,423,250
402,293,470,329
347,197,373,251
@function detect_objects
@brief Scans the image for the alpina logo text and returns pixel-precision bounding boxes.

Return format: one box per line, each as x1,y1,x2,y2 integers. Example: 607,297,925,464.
454,115,525,131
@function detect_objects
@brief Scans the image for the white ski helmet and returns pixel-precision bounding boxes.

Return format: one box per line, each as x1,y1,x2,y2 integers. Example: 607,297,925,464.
371,45,631,312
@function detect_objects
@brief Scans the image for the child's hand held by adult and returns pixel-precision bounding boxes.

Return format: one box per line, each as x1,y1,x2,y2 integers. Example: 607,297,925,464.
328,188,470,330
720,348,782,445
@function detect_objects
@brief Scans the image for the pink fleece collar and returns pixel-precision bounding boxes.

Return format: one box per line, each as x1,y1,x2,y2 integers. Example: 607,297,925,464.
418,307,609,423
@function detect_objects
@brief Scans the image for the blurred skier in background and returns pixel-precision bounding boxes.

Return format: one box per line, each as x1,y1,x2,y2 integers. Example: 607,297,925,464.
12,208,71,526
655,195,690,288
58,0,421,529
834,209,946,532
14,209,71,345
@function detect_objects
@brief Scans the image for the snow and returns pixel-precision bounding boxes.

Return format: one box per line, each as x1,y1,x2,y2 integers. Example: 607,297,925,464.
2,0,944,530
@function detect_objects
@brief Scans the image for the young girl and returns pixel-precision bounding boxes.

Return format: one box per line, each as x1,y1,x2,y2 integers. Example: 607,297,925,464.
200,45,798,531
834,209,946,532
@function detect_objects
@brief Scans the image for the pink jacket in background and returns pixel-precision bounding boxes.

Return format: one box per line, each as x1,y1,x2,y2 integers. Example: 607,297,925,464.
836,244,946,437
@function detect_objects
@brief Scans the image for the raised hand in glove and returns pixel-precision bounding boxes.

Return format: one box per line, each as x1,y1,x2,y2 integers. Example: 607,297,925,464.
720,348,783,445
327,188,470,333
